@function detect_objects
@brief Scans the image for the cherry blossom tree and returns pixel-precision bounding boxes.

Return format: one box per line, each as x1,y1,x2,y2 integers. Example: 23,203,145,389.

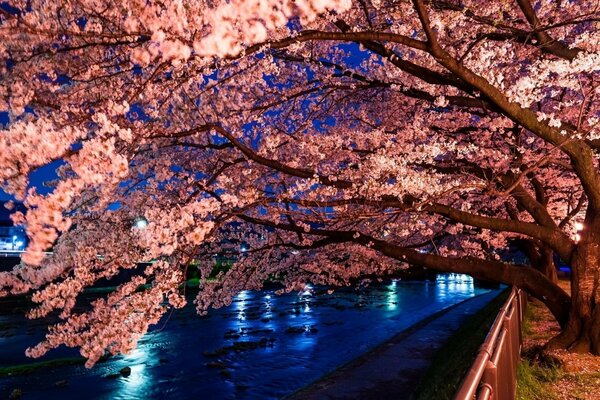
1,0,600,364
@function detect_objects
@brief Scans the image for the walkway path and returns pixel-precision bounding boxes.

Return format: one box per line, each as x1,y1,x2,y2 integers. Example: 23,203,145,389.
285,289,501,400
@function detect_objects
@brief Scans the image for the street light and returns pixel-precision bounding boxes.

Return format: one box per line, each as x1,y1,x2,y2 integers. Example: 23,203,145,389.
574,222,584,243
134,217,148,229
11,235,25,250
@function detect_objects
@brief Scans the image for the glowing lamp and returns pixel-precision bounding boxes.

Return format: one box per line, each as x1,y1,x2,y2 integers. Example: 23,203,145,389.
134,217,148,229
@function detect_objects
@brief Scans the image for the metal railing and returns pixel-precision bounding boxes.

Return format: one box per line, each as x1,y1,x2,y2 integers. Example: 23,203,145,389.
455,287,527,400
0,250,53,258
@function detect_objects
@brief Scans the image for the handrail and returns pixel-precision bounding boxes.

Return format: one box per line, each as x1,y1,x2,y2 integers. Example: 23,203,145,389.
454,287,527,400
0,250,53,258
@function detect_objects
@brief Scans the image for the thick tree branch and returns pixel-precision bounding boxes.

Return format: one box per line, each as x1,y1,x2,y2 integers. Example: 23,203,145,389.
278,196,574,260
420,161,561,230
243,29,429,55
409,9,600,211
202,124,354,188
516,0,582,60
238,213,571,326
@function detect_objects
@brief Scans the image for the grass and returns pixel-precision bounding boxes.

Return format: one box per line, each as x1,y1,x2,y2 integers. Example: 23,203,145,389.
185,277,200,288
521,305,546,336
0,357,86,377
412,288,566,400
515,286,567,400
516,359,562,400
0,353,113,378
412,288,510,400
80,277,212,294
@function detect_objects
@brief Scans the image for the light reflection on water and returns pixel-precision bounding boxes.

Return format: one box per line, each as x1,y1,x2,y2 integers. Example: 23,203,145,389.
119,347,152,398
293,287,318,351
234,290,250,322
435,273,475,300
387,279,399,310
263,294,273,319
0,274,496,400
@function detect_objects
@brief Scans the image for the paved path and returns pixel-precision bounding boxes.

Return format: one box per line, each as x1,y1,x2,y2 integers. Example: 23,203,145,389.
285,290,501,400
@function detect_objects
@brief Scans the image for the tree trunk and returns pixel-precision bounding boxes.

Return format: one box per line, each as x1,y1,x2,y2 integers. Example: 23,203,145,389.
517,239,558,283
548,241,600,354
533,245,558,284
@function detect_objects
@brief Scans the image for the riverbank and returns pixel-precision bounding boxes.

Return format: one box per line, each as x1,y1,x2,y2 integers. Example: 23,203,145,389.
518,279,600,400
285,289,503,400
411,288,510,399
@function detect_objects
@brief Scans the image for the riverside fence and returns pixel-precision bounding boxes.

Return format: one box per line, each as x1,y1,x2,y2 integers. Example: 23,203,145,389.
455,287,527,400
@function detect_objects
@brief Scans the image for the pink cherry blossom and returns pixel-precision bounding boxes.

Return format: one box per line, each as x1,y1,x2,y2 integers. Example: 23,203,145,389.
0,0,600,364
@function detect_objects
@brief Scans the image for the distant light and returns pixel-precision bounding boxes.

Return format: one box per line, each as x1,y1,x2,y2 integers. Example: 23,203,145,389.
575,222,584,231
134,217,148,229
12,235,17,241
240,245,248,252
300,284,313,297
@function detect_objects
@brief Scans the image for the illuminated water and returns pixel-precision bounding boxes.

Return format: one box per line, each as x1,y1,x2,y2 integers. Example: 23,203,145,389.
0,274,496,399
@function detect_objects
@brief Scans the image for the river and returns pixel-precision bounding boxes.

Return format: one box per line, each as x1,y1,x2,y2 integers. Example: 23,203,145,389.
0,274,497,399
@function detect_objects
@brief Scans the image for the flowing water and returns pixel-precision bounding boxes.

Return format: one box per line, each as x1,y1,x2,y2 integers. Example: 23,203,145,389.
0,274,497,399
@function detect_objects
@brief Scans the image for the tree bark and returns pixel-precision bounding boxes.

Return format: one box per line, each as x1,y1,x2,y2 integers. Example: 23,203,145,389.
538,245,559,284
548,240,600,354
517,239,558,283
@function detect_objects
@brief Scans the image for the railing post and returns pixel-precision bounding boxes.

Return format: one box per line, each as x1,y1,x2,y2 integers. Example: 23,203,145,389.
481,360,498,399
455,287,525,400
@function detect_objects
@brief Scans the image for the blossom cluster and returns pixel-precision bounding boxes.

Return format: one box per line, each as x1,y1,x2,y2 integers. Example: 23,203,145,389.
0,0,597,366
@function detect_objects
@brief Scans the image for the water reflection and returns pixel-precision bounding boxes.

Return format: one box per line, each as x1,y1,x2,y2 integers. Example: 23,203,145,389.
435,273,475,300
119,346,153,399
233,290,250,322
290,285,318,351
0,275,496,400
387,279,399,310
263,294,273,319
300,286,312,313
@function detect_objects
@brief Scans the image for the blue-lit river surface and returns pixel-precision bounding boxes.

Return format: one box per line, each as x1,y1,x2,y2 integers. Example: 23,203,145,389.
0,274,496,399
